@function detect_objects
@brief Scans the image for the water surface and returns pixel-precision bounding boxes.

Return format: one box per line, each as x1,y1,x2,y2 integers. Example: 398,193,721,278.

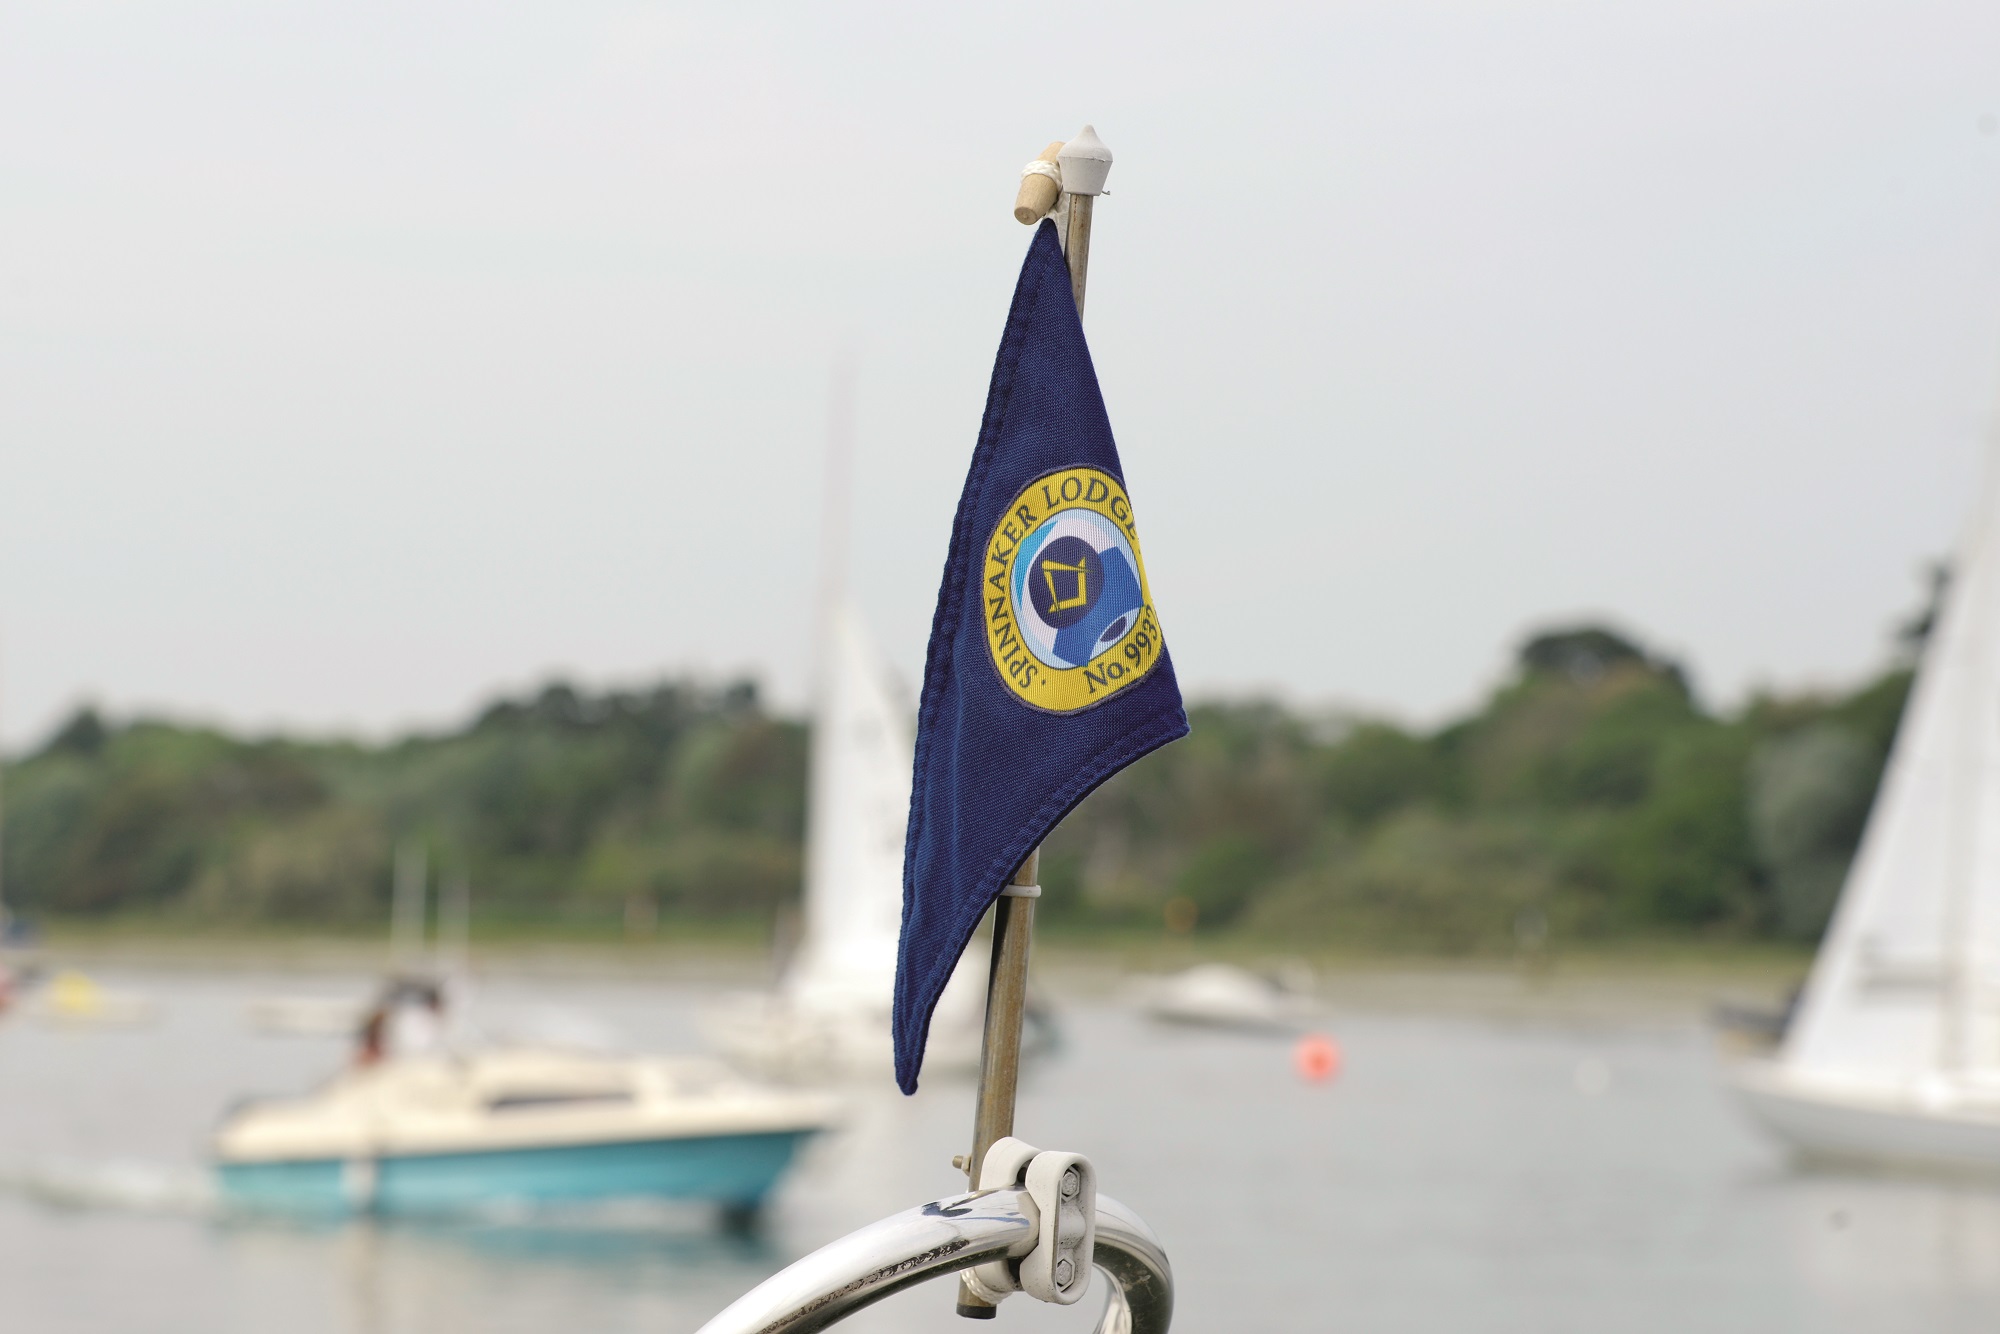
1,965,1993,1332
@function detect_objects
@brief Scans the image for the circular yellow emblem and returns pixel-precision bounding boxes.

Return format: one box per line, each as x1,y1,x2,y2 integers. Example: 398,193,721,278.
982,467,1166,712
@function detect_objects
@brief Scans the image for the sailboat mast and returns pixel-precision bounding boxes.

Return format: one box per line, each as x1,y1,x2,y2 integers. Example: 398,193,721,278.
955,126,1112,1322
390,839,429,972
815,360,858,660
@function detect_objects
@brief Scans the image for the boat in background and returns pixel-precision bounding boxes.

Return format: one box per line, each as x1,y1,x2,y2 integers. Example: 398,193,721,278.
1731,467,2000,1172
707,600,989,1080
24,969,159,1028
245,994,367,1038
213,1046,836,1218
1710,984,1801,1052
1134,961,1318,1033
245,845,468,1038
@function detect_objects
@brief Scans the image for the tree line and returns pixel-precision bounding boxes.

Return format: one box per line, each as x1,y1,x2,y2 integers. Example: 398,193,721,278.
0,623,1915,950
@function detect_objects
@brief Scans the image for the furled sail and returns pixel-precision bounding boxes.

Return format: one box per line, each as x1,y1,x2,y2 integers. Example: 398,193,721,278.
1783,470,2000,1086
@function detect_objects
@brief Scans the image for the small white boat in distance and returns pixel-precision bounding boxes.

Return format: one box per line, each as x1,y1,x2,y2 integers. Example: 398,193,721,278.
245,994,367,1038
213,1047,837,1217
1730,469,2000,1173
24,970,159,1028
1135,962,1317,1032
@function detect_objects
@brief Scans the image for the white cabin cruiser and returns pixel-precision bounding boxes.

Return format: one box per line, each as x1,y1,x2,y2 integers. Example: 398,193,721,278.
1135,962,1318,1032
213,1046,836,1216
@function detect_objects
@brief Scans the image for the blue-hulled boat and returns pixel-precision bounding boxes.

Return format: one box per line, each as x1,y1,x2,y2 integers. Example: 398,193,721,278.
213,1046,836,1216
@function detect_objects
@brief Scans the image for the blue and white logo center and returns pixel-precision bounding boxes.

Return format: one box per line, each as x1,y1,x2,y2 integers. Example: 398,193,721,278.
1010,507,1146,670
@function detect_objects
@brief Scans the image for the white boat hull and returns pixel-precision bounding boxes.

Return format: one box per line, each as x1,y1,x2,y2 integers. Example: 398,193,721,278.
1134,963,1314,1033
217,1127,818,1216
214,1047,838,1214
1730,1059,2000,1173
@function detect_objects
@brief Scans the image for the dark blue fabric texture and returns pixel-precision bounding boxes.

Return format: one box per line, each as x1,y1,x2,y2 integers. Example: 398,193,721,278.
893,221,1189,1093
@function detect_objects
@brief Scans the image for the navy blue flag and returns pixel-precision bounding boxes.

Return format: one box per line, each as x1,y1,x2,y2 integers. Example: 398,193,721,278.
893,221,1188,1093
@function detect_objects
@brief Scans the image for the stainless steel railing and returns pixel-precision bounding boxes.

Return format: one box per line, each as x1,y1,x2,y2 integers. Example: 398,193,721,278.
693,1189,1172,1334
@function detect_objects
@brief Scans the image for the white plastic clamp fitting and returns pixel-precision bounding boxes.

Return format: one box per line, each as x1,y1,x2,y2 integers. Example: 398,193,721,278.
968,1136,1098,1306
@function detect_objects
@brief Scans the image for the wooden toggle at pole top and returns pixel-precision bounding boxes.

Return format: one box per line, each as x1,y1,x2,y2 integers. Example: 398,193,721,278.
955,125,1112,1324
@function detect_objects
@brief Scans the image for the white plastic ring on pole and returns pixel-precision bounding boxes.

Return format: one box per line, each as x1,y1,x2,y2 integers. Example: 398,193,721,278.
1000,883,1042,898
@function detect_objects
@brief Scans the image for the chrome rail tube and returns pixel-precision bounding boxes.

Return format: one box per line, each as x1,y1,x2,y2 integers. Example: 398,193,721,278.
1087,1193,1175,1334
693,1190,1171,1334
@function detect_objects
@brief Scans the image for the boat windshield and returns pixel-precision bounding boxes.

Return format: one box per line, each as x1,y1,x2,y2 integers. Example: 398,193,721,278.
485,1090,635,1112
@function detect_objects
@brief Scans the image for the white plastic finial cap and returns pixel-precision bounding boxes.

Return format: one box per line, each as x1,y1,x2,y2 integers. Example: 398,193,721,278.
1056,125,1112,196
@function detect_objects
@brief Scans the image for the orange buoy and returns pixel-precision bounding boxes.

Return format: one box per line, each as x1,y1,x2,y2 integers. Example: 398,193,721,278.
1294,1033,1341,1084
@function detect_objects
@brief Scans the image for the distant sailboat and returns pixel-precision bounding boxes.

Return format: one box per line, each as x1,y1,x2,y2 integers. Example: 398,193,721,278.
1732,468,2000,1170
243,841,437,1038
707,599,988,1078
793,599,927,1022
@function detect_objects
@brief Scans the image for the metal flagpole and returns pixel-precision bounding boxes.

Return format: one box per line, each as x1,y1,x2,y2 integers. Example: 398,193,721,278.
955,125,1112,1322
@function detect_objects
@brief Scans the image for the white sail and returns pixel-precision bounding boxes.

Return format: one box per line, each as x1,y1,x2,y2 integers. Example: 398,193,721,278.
785,599,915,1016
1782,468,2000,1087
703,599,993,1078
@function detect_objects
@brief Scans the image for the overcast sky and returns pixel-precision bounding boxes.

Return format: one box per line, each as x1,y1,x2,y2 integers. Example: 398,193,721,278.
4,1,2000,748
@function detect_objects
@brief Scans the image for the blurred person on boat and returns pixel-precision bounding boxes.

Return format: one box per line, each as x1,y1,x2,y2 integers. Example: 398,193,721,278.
388,979,446,1056
353,977,446,1066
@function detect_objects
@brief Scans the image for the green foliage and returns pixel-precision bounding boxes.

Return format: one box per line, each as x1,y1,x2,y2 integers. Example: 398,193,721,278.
1048,623,1907,952
0,623,1916,951
1,680,800,925
1246,811,1560,952
5,723,326,914
1173,833,1282,926
1316,723,1441,826
1565,725,1759,931
1521,625,1652,681
1747,724,1876,940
